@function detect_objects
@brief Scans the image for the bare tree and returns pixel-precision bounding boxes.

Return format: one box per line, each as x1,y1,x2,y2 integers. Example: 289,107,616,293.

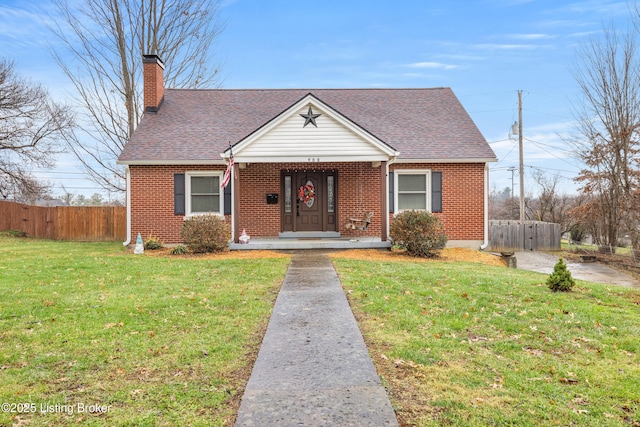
568,25,640,249
0,59,73,201
489,185,519,220
51,0,224,192
529,170,580,234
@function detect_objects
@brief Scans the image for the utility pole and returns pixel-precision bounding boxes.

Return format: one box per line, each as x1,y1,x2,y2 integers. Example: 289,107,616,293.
518,90,525,223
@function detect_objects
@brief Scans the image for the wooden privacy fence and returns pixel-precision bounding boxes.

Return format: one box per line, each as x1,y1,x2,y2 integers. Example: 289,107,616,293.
0,201,126,242
489,220,561,252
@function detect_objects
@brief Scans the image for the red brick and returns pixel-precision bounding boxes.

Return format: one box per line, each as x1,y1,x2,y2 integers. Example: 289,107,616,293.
129,162,486,244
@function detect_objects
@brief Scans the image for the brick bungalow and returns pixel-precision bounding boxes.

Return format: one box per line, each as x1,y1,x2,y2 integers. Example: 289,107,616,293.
117,55,497,249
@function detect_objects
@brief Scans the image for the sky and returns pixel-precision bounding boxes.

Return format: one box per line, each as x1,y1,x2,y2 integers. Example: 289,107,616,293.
0,0,635,199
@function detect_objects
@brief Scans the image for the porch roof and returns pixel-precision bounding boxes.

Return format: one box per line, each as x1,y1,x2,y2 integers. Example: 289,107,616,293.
118,88,497,165
222,93,399,163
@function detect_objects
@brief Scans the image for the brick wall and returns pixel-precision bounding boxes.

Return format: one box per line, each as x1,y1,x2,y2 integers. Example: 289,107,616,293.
129,165,226,244
142,55,164,111
129,161,486,244
236,162,382,239
390,163,485,241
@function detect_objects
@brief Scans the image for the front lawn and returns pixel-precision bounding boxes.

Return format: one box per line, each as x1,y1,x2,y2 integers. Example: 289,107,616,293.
333,256,640,426
0,236,289,426
4,237,639,426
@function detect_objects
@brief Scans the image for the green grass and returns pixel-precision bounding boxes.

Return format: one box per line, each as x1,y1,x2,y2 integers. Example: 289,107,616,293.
333,258,640,426
561,239,634,256
4,236,639,426
0,236,289,426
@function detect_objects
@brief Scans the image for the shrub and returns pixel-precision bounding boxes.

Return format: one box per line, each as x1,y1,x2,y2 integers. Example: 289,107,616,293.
569,225,585,244
389,210,447,258
181,214,230,253
144,234,164,250
547,257,576,292
169,244,188,255
4,230,27,238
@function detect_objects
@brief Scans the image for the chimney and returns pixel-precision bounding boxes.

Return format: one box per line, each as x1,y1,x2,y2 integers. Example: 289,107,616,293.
142,54,165,113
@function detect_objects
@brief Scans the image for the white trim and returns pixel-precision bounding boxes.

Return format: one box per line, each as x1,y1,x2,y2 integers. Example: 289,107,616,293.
393,157,497,164
119,157,497,166
230,170,235,243
122,165,131,246
222,94,399,161
384,162,389,239
117,159,226,166
226,154,391,163
185,171,224,216
385,158,396,239
393,169,432,213
480,163,490,250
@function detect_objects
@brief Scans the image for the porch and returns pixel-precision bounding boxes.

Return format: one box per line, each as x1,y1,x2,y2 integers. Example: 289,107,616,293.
229,235,391,250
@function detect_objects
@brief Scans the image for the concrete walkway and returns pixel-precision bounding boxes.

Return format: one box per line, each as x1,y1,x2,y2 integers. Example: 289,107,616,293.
234,251,398,427
515,251,640,288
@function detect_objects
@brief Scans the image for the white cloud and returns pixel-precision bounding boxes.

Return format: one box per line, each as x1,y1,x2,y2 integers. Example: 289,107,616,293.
508,33,557,40
568,31,600,38
406,61,458,70
437,53,485,61
560,0,628,15
0,4,57,41
473,43,541,50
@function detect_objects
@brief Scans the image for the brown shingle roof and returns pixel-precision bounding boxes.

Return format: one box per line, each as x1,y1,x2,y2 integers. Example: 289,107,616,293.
118,88,496,163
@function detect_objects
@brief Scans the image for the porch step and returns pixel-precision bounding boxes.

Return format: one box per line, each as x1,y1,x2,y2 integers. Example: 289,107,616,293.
279,231,340,239
229,237,391,251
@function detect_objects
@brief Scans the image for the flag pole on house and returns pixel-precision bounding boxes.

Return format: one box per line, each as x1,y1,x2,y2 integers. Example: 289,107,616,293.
221,142,234,188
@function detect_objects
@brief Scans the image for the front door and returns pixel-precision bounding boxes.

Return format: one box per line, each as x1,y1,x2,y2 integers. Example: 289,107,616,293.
296,171,322,231
281,170,337,232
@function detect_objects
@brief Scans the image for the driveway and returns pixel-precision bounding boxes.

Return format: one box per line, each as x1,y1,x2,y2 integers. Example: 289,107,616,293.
514,251,640,288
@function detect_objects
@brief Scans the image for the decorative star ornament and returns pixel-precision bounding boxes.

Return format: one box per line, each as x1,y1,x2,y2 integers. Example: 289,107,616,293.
300,106,321,128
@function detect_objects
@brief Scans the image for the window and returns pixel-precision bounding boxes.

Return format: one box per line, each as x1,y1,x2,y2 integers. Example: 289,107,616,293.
186,172,223,215
284,175,292,213
394,170,431,212
327,175,335,213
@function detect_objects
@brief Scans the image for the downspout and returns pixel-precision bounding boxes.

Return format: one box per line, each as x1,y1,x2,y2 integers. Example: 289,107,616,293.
480,162,490,250
122,165,132,246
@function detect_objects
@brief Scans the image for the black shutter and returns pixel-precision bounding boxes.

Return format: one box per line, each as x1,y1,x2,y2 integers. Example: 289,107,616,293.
388,172,394,213
224,181,231,215
432,172,442,213
174,174,185,215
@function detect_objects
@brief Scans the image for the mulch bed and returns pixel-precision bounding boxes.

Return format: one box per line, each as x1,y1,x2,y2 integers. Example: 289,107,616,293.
141,246,506,268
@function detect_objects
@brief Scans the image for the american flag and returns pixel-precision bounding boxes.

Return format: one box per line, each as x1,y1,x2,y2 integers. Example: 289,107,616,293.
221,147,234,188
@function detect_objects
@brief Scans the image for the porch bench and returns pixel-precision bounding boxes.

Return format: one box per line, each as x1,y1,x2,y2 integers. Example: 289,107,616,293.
345,212,374,231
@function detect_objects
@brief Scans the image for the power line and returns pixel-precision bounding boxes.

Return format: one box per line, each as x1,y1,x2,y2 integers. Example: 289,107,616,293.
525,165,576,181
31,171,90,176
522,108,573,120
525,139,581,169
458,90,517,97
523,137,572,153
54,187,107,190
492,141,518,167
526,91,572,102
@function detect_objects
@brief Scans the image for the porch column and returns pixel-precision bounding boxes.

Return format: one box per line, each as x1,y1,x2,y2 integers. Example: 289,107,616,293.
380,160,387,241
233,163,240,243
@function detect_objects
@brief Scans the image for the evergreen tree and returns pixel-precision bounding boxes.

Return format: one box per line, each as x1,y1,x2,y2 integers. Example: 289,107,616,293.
547,258,576,292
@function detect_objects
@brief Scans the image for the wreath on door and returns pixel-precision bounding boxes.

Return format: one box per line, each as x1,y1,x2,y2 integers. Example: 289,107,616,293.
298,180,315,208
